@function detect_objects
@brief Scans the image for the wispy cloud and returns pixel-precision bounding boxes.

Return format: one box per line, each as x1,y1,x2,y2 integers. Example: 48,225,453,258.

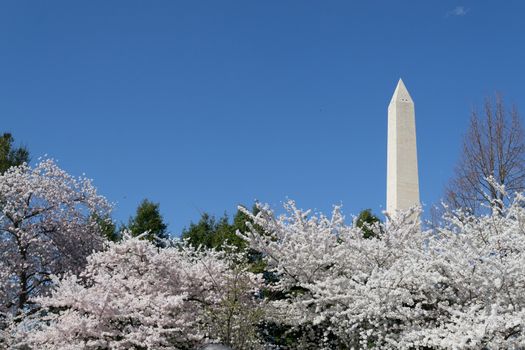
446,6,469,17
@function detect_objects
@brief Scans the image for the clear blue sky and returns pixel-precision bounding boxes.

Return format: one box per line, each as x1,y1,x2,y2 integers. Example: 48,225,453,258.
1,1,524,234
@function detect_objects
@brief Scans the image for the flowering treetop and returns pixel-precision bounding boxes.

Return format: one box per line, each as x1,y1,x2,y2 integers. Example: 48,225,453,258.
0,159,111,316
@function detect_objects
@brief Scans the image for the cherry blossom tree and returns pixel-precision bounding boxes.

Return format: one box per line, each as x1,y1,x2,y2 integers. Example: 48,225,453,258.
0,159,111,318
404,191,525,349
11,235,264,350
4,158,525,349
238,197,525,349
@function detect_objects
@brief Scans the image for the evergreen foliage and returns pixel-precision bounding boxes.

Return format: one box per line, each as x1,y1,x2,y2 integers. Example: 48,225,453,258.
0,133,29,174
181,207,260,251
128,199,169,246
93,213,119,242
355,208,382,239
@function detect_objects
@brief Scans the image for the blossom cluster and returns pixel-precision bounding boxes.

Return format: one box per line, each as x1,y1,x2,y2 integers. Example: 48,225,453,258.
239,199,525,349
10,235,264,350
3,160,525,349
0,159,111,317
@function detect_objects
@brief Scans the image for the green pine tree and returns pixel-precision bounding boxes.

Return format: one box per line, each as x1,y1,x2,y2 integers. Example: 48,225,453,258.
355,209,382,239
0,133,29,174
93,213,120,242
181,205,264,251
128,199,169,246
181,212,244,250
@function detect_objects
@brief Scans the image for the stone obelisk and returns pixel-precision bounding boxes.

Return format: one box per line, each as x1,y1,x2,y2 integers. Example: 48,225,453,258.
387,79,420,215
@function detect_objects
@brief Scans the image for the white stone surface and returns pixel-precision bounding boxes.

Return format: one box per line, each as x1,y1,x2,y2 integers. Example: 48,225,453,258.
386,79,420,215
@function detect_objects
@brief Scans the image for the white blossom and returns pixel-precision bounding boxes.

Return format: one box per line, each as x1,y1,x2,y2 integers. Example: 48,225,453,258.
0,159,111,318
239,198,525,349
12,235,264,350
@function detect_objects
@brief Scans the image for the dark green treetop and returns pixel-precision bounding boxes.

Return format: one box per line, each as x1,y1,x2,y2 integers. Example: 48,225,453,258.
128,199,169,246
92,213,120,242
355,209,382,239
181,212,246,250
0,133,29,174
181,205,263,251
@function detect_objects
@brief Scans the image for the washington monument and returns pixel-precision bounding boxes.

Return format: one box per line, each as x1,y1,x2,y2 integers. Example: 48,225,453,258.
387,79,420,215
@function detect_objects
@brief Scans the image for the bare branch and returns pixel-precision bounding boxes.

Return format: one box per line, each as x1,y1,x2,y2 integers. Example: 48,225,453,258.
445,94,525,215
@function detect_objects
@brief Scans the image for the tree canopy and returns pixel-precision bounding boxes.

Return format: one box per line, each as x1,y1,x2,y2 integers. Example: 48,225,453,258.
181,206,260,251
13,236,263,349
355,208,382,239
445,95,525,214
0,133,29,174
0,159,110,316
128,199,169,245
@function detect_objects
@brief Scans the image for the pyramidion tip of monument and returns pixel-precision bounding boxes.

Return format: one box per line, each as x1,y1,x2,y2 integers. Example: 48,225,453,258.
389,78,413,105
